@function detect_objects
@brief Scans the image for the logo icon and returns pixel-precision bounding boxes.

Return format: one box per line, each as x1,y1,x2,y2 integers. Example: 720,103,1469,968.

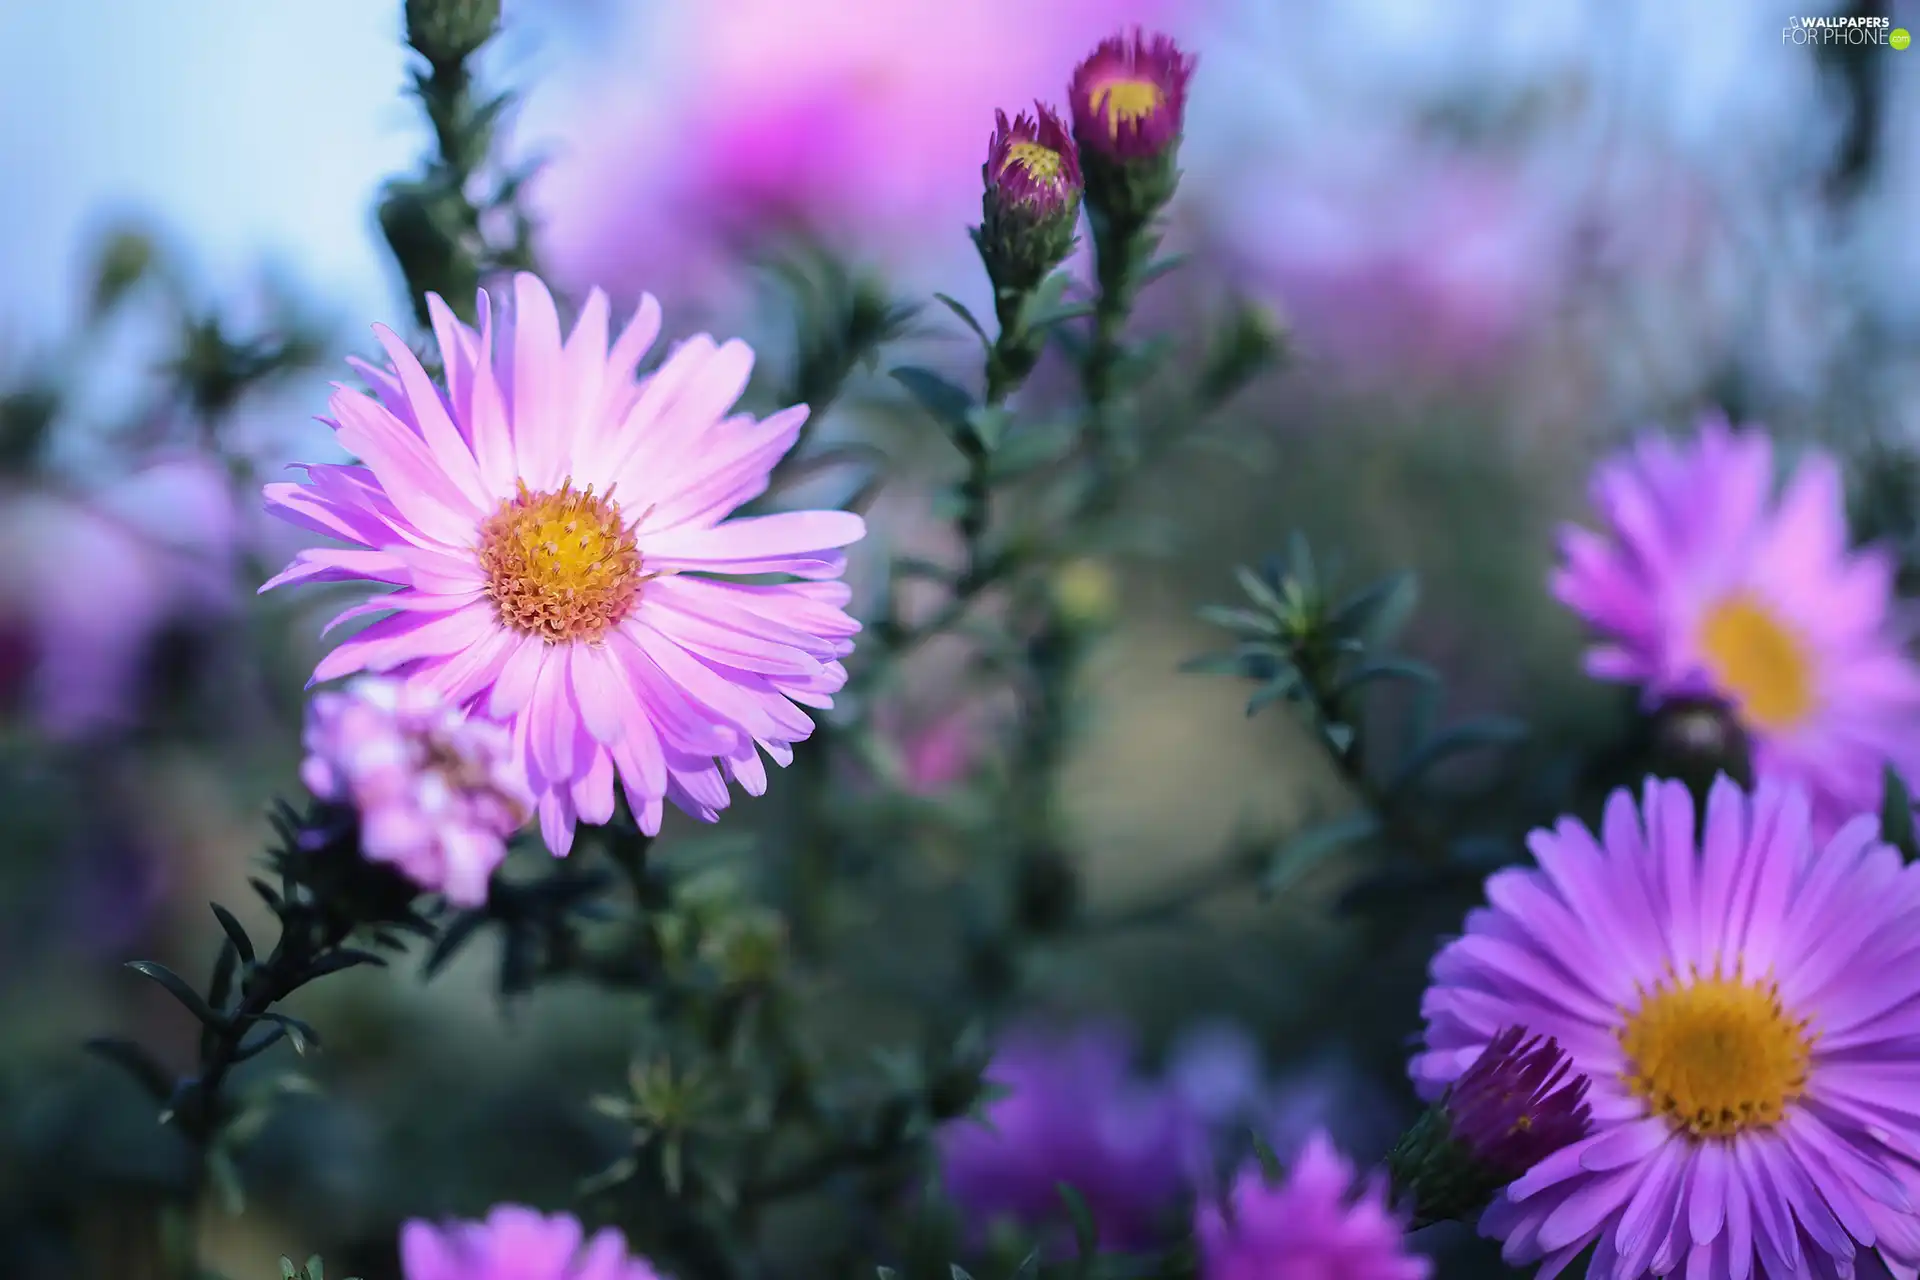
1894,27,1912,48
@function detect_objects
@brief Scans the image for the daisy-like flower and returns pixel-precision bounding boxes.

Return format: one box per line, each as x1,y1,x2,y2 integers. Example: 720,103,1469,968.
1414,775,1920,1278
1553,417,1920,833
401,1205,664,1280
1068,29,1196,162
1197,1131,1431,1280
262,274,865,854
301,677,532,906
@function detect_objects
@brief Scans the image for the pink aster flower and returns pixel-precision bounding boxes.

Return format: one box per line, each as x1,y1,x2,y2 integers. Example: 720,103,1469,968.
1196,1131,1430,1280
401,1205,664,1280
1068,29,1196,161
1553,416,1920,835
300,677,531,906
262,273,865,854
1414,776,1920,1279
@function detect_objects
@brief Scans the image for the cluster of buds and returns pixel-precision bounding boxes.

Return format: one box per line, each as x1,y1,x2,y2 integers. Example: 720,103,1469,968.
1386,1027,1593,1228
971,27,1195,392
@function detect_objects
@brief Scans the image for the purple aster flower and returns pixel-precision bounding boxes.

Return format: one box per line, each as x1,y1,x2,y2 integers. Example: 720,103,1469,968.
1197,1131,1431,1280
1415,775,1920,1278
1068,30,1195,162
1552,416,1920,834
937,1023,1191,1250
401,1205,663,1279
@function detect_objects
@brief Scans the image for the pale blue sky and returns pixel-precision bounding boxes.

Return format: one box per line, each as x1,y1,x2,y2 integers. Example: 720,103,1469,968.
0,0,428,338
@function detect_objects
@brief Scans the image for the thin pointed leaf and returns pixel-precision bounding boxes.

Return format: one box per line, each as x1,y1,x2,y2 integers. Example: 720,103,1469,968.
890,366,976,435
1391,717,1530,793
125,961,226,1030
1330,658,1439,702
306,949,388,979
1197,603,1281,637
1286,532,1318,598
1232,564,1287,619
1264,812,1382,895
232,1025,289,1063
932,293,990,348
208,904,256,965
424,910,487,979
1138,252,1192,288
1250,1130,1285,1183
260,1013,320,1056
206,939,239,1015
1056,1183,1099,1261
1883,765,1919,861
1331,571,1419,647
83,1036,174,1101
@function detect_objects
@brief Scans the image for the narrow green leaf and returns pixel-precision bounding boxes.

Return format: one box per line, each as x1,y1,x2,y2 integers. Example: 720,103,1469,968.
209,904,256,965
1330,572,1419,647
1391,717,1530,793
1286,532,1318,598
1138,252,1192,288
890,365,976,434
966,405,1011,452
1264,812,1382,894
260,1013,320,1056
1056,1182,1099,1261
1250,1131,1285,1183
1233,563,1287,619
83,1036,174,1101
1883,765,1919,861
126,961,226,1030
1197,603,1281,637
306,949,387,979
932,293,990,347
1016,271,1081,331
1330,658,1439,702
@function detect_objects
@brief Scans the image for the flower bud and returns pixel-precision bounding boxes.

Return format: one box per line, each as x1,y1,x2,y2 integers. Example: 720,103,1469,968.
1386,1026,1592,1227
404,0,499,68
975,104,1084,299
1049,557,1119,630
1068,30,1196,228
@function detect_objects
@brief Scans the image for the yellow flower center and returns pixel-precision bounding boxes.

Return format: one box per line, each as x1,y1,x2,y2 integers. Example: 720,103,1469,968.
1619,969,1814,1139
1696,593,1816,732
1091,77,1164,136
1004,140,1064,185
477,480,644,643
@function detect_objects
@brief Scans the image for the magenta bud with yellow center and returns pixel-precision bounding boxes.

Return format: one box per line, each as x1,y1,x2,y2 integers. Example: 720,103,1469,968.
1069,29,1195,162
986,104,1082,218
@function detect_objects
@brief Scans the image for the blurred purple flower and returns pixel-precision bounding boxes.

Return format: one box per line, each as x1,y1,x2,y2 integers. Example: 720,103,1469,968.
938,1023,1191,1250
1197,1132,1430,1280
534,0,1194,309
0,455,237,738
301,678,533,907
1217,142,1568,380
401,1205,663,1279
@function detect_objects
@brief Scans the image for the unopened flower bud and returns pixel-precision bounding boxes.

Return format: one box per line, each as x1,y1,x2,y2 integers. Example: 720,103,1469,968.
975,104,1083,300
1386,1026,1592,1227
1069,30,1196,229
404,0,499,68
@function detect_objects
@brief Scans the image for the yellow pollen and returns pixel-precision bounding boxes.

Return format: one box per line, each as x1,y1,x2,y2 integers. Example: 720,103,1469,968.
1004,140,1064,184
1696,593,1816,732
1618,968,1814,1139
477,479,645,643
1092,77,1164,136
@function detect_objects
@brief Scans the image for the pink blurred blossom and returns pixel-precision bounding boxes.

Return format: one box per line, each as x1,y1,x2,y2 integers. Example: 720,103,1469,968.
1218,142,1570,380
0,454,237,737
301,677,533,907
401,1206,663,1280
534,0,1193,309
